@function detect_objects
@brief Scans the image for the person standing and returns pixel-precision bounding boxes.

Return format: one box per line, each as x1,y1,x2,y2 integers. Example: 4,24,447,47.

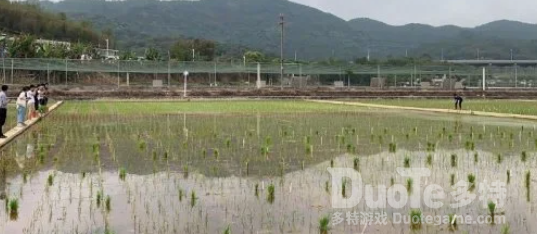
16,86,29,127
453,93,463,110
26,85,36,120
0,85,9,138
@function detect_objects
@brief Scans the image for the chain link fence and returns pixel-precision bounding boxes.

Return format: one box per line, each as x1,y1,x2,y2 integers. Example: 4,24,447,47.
1,58,536,89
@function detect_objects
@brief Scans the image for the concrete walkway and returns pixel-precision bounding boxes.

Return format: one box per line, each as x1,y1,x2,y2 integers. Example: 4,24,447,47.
0,101,64,149
310,99,537,121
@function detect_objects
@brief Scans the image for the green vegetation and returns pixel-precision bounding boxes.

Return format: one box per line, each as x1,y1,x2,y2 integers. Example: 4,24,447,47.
319,216,330,234
1,0,99,44
410,209,422,230
358,99,537,116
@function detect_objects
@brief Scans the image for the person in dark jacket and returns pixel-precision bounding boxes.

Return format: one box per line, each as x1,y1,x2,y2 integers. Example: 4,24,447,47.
454,93,463,110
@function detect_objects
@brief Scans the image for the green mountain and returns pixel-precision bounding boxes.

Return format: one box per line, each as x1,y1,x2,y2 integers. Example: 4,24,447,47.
40,0,537,60
0,0,100,44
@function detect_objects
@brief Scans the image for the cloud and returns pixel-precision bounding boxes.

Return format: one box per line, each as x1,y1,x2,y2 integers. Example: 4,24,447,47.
289,0,537,27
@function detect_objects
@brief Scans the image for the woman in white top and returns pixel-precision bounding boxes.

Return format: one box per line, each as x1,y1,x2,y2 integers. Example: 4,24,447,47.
16,86,29,127
26,85,36,120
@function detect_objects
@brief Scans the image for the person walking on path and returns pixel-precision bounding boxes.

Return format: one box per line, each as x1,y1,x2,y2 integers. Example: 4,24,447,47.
454,93,463,110
0,85,9,138
16,86,29,128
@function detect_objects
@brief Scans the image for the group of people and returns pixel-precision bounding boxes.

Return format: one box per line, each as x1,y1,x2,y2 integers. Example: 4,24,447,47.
0,84,48,138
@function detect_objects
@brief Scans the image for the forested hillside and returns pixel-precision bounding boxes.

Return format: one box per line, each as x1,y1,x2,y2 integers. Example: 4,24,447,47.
23,0,537,60
0,0,100,44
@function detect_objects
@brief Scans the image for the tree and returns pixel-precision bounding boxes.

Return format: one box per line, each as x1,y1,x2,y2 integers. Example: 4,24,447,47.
170,38,216,61
120,50,136,60
244,51,265,62
145,48,161,61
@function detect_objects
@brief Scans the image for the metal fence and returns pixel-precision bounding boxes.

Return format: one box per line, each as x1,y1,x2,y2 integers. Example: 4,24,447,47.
0,58,536,89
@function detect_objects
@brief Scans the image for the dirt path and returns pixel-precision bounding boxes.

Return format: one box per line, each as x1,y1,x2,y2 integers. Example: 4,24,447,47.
309,99,537,121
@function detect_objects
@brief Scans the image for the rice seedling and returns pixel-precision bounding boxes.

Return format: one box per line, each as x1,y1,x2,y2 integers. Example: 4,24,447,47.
468,174,476,191
521,151,527,163
474,152,478,163
47,174,54,186
305,144,313,155
9,198,18,220
254,184,259,197
105,196,111,212
451,154,457,168
191,191,197,208
319,215,330,234
409,209,422,230
96,191,103,207
507,170,511,184
450,174,455,186
330,159,334,168
163,151,168,160
138,140,146,151
497,154,503,164
179,189,184,201
404,156,410,168
406,178,413,192
426,154,432,166
325,181,330,193
119,167,127,181
426,142,436,152
223,225,231,234
465,141,475,151
214,148,220,160
152,150,158,161
342,179,347,198
388,142,397,153
202,148,207,158
390,177,395,186
501,224,510,234
225,138,231,148
267,184,275,204
525,171,531,189
447,214,457,230
353,157,359,171
488,201,496,221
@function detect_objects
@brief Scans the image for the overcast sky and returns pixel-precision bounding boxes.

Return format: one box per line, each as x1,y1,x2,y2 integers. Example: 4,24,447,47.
289,0,536,27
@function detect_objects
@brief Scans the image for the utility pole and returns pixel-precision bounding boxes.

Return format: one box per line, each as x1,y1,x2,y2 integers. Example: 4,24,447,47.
510,49,513,60
367,48,370,62
279,14,285,90
192,48,195,62
476,48,480,60
441,48,444,61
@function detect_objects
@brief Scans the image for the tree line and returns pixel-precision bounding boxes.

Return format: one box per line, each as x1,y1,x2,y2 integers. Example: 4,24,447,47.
0,0,100,44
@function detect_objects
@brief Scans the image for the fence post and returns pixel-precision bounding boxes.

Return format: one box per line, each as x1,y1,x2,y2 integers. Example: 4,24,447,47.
167,60,171,87
65,59,68,86
256,63,261,89
214,62,217,86
117,60,120,88
1,57,4,83
482,67,486,91
127,72,130,87
47,62,50,84
10,59,14,84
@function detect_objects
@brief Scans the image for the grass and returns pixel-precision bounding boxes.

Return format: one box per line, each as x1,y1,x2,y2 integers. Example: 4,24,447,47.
105,196,111,212
410,209,422,230
9,198,18,217
119,167,127,180
319,215,330,234
488,201,496,220
267,184,275,204
62,100,365,115
355,99,537,116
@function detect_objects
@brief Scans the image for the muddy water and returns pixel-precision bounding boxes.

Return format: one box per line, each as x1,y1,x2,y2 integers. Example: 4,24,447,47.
0,108,536,233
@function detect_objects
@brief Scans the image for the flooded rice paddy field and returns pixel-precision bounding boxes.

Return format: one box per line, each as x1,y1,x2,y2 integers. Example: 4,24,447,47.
0,100,536,234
